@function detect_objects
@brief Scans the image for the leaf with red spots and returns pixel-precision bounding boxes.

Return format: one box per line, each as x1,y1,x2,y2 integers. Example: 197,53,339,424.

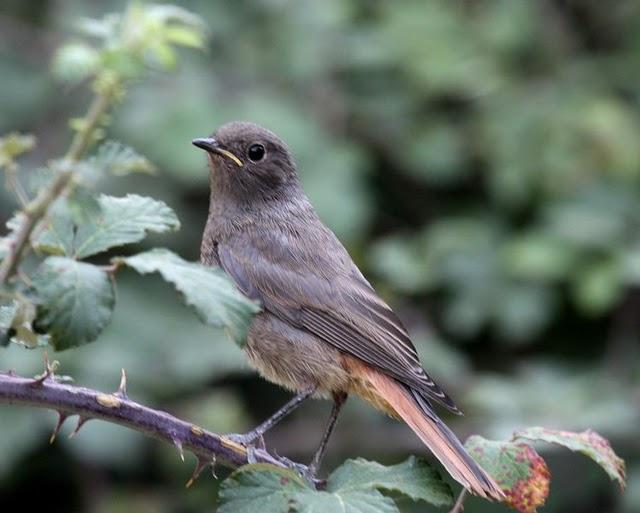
465,436,550,513
513,427,626,489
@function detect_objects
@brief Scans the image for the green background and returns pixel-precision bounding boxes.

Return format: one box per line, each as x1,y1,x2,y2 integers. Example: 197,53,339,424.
1,1,638,511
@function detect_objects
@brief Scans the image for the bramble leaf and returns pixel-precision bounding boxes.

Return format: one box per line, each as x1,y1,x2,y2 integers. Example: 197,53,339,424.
32,257,115,350
218,457,452,513
87,141,156,176
513,427,626,489
327,456,453,507
218,464,307,513
35,194,179,258
465,435,550,513
114,248,260,346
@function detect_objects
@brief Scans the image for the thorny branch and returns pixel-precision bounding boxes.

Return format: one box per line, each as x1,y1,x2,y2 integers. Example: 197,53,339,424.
0,362,312,488
0,80,118,286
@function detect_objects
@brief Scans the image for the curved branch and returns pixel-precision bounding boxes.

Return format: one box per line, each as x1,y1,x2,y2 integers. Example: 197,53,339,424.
0,368,294,483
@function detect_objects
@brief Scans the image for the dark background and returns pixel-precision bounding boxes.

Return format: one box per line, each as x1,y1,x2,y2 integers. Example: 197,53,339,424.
0,1,638,512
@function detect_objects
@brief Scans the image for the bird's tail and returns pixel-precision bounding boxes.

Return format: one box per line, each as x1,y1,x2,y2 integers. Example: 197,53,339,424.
363,365,505,500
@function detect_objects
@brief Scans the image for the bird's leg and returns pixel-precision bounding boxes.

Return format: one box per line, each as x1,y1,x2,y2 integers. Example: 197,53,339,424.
226,386,316,447
308,392,347,476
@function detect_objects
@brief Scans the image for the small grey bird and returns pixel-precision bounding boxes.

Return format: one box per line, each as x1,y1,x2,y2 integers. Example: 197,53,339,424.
193,121,504,500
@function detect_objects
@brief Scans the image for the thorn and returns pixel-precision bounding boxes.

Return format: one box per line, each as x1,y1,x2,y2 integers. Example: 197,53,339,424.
173,438,185,462
185,457,210,489
114,368,128,399
210,455,218,479
49,412,69,444
68,416,90,438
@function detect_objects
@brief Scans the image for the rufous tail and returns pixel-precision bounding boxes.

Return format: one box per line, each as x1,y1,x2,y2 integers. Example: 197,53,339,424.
364,366,505,500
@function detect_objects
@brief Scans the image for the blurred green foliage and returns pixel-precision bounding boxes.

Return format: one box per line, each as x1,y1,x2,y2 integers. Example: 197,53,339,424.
1,1,639,512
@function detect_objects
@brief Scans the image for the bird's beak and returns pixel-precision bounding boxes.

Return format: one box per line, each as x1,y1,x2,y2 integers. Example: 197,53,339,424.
192,137,243,167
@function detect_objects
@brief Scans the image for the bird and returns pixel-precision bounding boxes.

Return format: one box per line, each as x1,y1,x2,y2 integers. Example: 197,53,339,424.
193,121,504,500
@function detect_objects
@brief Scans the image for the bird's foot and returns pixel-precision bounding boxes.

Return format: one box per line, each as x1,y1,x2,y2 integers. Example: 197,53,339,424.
278,457,326,489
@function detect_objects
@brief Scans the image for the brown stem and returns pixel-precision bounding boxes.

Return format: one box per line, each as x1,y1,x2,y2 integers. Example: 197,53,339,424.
0,82,117,286
448,489,467,513
0,370,306,484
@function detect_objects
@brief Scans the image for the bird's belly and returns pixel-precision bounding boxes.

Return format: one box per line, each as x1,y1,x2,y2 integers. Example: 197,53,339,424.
244,312,351,398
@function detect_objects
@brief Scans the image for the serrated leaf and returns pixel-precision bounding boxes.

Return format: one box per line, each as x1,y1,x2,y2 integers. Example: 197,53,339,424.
218,464,306,513
295,488,397,513
115,249,260,345
33,257,115,350
465,436,550,513
513,427,626,489
73,195,179,258
35,194,179,258
219,464,399,513
219,458,452,513
34,201,76,256
88,141,156,176
327,457,453,507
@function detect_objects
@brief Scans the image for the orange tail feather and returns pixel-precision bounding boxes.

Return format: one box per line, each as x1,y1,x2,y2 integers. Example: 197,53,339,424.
351,360,504,500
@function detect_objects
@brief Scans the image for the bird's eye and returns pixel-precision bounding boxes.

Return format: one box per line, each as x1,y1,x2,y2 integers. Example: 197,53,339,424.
247,143,266,162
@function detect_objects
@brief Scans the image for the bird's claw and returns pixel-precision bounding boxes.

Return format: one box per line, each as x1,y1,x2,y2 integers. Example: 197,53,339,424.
278,457,324,486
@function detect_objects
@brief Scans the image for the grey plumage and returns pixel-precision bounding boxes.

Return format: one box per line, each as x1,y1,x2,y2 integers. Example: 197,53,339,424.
195,121,504,500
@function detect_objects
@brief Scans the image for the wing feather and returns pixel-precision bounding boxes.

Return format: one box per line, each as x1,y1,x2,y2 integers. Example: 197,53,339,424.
218,232,460,413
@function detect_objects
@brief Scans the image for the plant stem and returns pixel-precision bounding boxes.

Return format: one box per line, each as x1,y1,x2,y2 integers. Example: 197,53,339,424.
448,489,467,513
0,369,301,483
0,82,117,286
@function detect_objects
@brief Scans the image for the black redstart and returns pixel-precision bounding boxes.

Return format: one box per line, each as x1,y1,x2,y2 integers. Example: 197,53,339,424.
193,122,503,500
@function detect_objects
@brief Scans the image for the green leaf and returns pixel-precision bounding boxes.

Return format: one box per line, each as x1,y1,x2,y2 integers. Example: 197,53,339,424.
513,427,626,489
115,249,260,345
0,301,18,346
219,464,398,513
1,214,27,261
164,25,206,49
295,488,397,513
1,298,50,348
34,202,76,256
52,43,100,82
327,457,453,507
218,464,307,513
33,257,115,350
502,234,576,282
73,194,179,258
219,458,451,513
0,302,17,330
571,258,624,316
465,435,550,513
0,237,9,261
88,141,156,176
0,132,36,170
35,194,180,258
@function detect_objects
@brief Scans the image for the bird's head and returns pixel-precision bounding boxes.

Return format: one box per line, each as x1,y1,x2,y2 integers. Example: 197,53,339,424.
193,121,299,202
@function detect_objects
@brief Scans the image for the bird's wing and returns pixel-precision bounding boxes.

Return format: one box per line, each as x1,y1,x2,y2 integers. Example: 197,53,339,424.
217,230,460,413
